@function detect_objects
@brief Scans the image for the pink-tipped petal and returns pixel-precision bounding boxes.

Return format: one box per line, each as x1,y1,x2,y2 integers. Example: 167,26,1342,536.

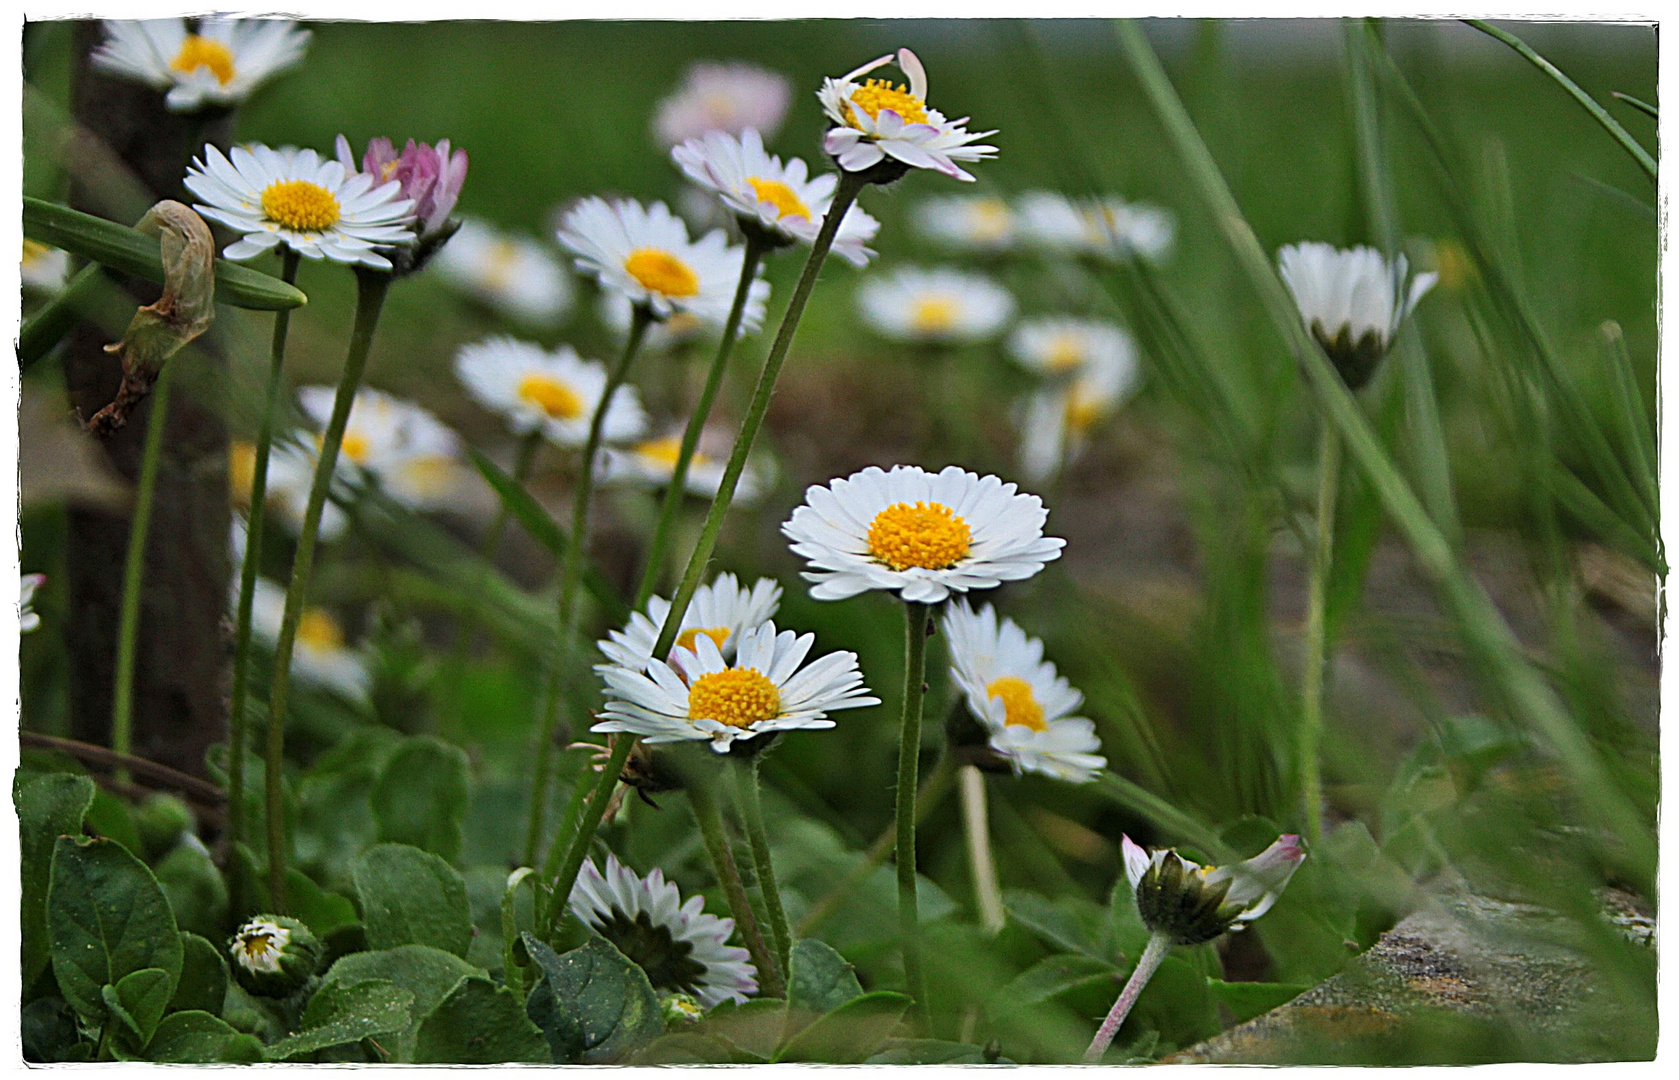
1121,835,1151,891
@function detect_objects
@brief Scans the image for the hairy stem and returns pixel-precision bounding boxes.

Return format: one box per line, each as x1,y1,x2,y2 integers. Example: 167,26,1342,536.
959,764,1005,934
896,600,933,1028
1084,928,1172,1062
691,776,784,999
733,755,791,982
1300,421,1341,844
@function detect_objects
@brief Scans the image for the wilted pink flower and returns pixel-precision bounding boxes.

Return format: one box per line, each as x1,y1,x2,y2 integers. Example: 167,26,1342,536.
336,134,467,240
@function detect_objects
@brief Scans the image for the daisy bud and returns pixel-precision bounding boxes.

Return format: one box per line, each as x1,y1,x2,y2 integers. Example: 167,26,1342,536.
336,134,469,273
661,992,706,1027
228,915,321,998
1122,834,1306,945
1277,242,1437,390
136,792,195,860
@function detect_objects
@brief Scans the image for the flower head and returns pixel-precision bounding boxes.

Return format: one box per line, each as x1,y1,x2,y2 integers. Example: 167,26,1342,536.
915,194,1016,252
295,386,465,512
92,18,309,113
228,914,320,997
654,61,792,149
559,197,768,328
673,128,880,267
1010,318,1141,482
943,599,1105,783
1018,192,1174,262
819,49,998,182
857,265,1014,345
1277,242,1436,389
433,217,573,325
454,337,646,447
1122,834,1306,945
20,573,46,634
597,427,769,504
185,143,415,268
595,621,878,754
570,852,757,1008
22,241,70,294
598,572,782,678
249,578,369,700
782,464,1064,604
335,135,468,241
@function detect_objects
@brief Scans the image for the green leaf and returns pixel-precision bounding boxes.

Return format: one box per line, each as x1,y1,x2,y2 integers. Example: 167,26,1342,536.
353,843,473,958
630,1032,762,1064
263,979,413,1061
867,1038,1001,1064
84,787,143,858
785,937,864,1034
147,1011,265,1063
522,932,664,1064
1129,955,1219,1049
319,944,482,1062
168,933,227,1016
47,836,182,1023
1004,889,1114,964
1208,979,1308,1025
774,990,911,1063
14,772,95,987
695,997,787,1061
411,976,549,1063
154,840,228,941
21,996,90,1062
22,196,307,310
372,737,471,863
104,967,171,1046
285,869,358,936
994,953,1119,1010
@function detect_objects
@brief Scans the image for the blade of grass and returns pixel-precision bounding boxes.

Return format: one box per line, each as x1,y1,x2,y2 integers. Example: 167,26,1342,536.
1610,91,1658,120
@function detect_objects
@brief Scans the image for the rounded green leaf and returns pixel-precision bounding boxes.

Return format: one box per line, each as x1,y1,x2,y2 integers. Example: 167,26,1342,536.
46,836,182,1023
372,738,471,863
353,844,472,958
411,975,549,1063
167,933,227,1015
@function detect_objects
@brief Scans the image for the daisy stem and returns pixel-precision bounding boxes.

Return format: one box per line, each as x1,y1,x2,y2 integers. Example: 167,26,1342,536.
959,764,1006,935
690,775,785,999
732,755,791,982
633,232,769,610
226,248,300,911
536,748,596,928
524,310,652,869
896,600,933,1030
109,364,175,784
1084,928,1172,1062
263,268,391,912
1300,420,1340,846
541,735,633,942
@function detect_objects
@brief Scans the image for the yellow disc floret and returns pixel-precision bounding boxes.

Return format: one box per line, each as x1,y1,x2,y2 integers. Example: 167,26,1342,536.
261,179,342,232
518,373,585,420
170,34,236,86
1045,334,1087,373
297,609,345,653
229,440,256,505
987,675,1046,732
338,432,370,464
675,627,732,653
867,501,972,571
1065,388,1104,434
688,667,781,729
910,296,958,334
747,177,811,221
845,79,929,127
624,248,700,298
637,436,684,469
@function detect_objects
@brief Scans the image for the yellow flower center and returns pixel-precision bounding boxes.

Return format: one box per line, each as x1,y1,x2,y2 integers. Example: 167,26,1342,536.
675,626,732,653
339,432,370,464
747,177,811,221
866,501,972,571
261,179,342,233
910,296,958,334
987,675,1047,731
688,667,781,729
637,436,684,470
399,457,458,499
482,239,521,290
624,248,700,298
1066,389,1104,434
1045,334,1087,373
845,79,929,127
229,440,256,505
971,199,1011,242
518,373,585,420
22,239,51,265
297,609,344,653
170,34,236,85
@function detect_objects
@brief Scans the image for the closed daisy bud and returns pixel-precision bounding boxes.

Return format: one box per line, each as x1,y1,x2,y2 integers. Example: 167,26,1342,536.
661,992,706,1026
1277,242,1437,390
228,915,320,997
1122,834,1305,945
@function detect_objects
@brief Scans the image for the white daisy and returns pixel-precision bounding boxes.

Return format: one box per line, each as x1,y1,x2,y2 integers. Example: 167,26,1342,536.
185,144,415,268
782,464,1065,604
569,852,758,1009
594,621,878,754
942,599,1105,783
856,265,1015,345
249,577,369,700
22,240,70,293
653,61,793,149
818,49,998,182
1277,242,1437,389
915,194,1016,252
558,197,767,328
432,217,572,325
598,572,783,678
453,337,647,447
672,128,880,268
1011,318,1141,482
1017,192,1174,262
296,386,464,511
20,573,46,634
91,18,310,114
597,429,768,505
1007,317,1135,379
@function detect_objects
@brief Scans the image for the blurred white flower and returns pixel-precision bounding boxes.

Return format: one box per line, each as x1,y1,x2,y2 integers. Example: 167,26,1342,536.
819,48,997,182
296,386,465,512
598,429,768,504
248,577,369,700
1277,242,1436,389
1017,191,1174,262
22,240,70,293
20,573,46,634
91,18,309,113
599,293,709,354
598,572,782,677
653,61,792,149
260,441,349,541
1007,316,1133,378
433,217,573,325
857,265,1015,345
1011,318,1141,482
454,336,646,447
915,194,1015,252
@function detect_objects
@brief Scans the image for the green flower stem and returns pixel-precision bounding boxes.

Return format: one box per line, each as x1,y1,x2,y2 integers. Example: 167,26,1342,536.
732,756,791,982
524,311,651,868
226,249,300,907
1299,421,1340,844
263,268,391,911
958,764,1005,935
690,776,785,999
541,735,633,941
1084,928,1172,1062
109,364,175,781
895,600,933,1029
536,748,597,930
633,231,769,610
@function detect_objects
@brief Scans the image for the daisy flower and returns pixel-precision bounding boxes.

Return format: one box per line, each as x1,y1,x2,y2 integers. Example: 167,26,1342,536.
597,572,782,676
91,18,310,113
782,464,1065,604
594,621,878,754
942,599,1105,783
653,61,793,149
558,197,767,328
335,135,468,241
569,852,757,1008
1011,318,1141,481
1007,316,1135,378
296,386,464,511
184,144,415,268
818,48,998,182
433,217,573,325
259,441,350,540
1122,834,1306,944
22,240,70,293
1017,192,1174,262
249,577,369,700
598,428,768,504
673,128,880,267
1277,242,1437,389
20,573,46,634
915,194,1016,252
856,265,1015,345
454,337,647,447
